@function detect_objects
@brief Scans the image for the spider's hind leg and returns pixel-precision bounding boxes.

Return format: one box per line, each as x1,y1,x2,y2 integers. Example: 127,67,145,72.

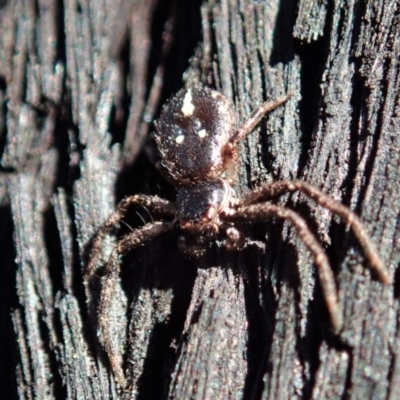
98,221,173,387
229,93,292,144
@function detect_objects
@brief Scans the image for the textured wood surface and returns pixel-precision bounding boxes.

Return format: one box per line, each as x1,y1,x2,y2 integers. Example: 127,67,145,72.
0,0,399,399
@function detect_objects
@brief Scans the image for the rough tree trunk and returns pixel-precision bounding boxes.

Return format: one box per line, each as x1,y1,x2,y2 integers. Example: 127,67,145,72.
0,0,399,399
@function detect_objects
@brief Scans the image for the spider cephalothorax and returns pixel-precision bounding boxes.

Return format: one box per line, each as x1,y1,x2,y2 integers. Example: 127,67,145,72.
86,87,391,387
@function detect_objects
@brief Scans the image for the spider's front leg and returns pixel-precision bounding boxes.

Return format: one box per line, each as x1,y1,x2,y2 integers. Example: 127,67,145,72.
222,203,344,331
241,180,391,285
98,221,174,387
86,195,175,284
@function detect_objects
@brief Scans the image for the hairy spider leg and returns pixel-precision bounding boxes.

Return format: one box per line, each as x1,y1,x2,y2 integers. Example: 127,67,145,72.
98,221,174,387
221,204,343,331
241,180,391,285
229,93,292,144
86,195,175,282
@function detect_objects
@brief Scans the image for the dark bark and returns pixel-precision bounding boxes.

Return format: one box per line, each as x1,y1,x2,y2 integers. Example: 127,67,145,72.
0,0,399,399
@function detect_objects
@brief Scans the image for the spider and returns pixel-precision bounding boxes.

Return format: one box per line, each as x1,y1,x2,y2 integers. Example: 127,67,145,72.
86,87,391,387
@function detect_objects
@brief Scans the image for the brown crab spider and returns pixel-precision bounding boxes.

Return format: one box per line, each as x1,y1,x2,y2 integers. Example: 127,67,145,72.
86,87,391,387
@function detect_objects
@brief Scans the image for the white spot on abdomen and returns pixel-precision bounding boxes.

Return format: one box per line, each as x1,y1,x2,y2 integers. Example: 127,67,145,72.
175,135,185,144
198,129,207,138
181,89,195,116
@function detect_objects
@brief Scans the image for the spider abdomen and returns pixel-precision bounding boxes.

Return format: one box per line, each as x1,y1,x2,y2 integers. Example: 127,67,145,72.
154,87,237,184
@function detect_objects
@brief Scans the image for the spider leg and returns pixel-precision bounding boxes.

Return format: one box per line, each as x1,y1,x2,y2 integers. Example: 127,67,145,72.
241,180,391,285
229,93,292,144
86,195,175,282
98,221,174,387
222,204,343,331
